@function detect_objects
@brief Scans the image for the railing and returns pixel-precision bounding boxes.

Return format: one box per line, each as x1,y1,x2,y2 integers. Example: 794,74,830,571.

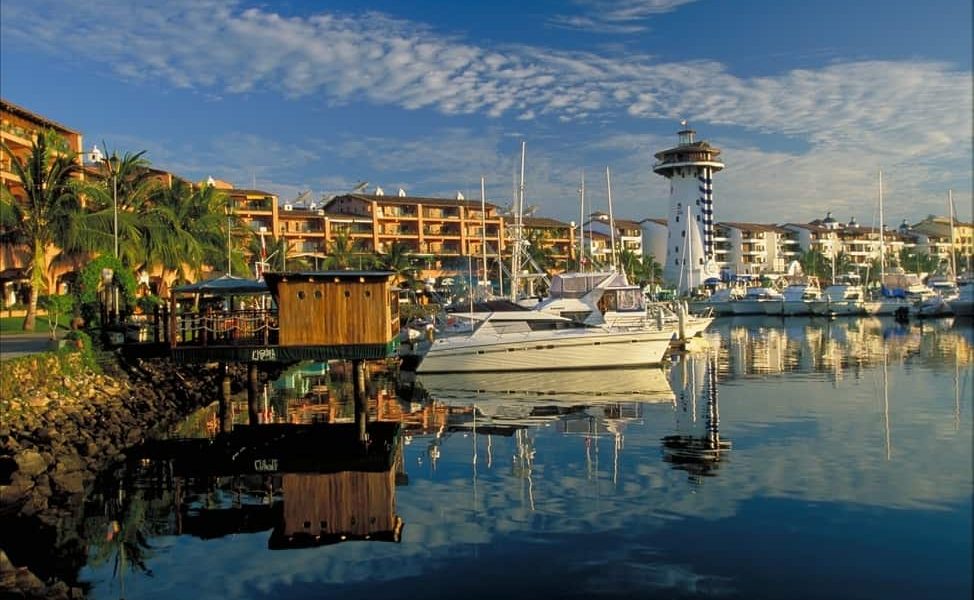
170,309,280,347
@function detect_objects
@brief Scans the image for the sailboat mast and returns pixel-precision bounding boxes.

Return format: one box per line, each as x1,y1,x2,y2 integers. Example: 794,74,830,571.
510,141,526,301
606,166,617,270
878,170,885,283
579,172,585,273
948,189,956,277
480,176,488,289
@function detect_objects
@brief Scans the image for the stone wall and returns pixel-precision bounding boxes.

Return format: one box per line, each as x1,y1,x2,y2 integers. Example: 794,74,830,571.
0,348,230,599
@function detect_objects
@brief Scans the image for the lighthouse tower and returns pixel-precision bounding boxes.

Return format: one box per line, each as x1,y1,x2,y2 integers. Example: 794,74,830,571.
653,124,724,292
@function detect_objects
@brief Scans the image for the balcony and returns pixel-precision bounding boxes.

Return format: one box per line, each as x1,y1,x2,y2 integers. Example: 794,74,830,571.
423,208,461,220
423,226,461,237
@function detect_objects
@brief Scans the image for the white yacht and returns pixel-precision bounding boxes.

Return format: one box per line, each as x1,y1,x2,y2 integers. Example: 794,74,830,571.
809,281,867,316
535,270,714,338
947,281,974,317
688,286,743,317
410,310,676,374
769,278,822,316
730,287,784,315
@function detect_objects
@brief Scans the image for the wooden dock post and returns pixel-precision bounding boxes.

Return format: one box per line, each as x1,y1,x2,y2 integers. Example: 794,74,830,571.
247,363,260,425
353,360,368,443
220,363,232,433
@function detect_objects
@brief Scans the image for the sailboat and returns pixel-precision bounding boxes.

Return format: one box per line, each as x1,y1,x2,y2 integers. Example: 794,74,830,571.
864,170,921,316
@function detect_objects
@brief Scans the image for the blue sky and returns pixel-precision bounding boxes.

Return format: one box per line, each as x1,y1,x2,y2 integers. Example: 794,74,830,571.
1,0,971,226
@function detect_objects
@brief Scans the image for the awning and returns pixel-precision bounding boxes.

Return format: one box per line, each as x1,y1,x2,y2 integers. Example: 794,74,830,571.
171,274,269,295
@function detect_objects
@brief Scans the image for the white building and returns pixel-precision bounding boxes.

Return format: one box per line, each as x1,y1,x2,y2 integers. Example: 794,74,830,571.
652,125,724,291
639,218,668,264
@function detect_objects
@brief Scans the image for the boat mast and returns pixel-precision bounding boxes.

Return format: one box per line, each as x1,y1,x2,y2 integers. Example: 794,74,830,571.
948,189,957,278
480,176,488,291
878,170,885,285
510,141,526,301
606,166,617,271
578,172,585,273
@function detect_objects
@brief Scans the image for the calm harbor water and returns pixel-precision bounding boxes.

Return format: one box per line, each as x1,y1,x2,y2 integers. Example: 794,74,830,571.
79,316,972,600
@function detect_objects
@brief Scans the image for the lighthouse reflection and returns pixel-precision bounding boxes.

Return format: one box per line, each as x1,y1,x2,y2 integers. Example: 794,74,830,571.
663,349,731,482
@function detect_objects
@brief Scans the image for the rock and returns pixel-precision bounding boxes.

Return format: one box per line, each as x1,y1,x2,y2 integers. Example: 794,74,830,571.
14,450,47,478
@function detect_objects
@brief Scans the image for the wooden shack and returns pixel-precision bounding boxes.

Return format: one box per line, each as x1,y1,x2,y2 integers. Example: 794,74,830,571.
263,271,399,359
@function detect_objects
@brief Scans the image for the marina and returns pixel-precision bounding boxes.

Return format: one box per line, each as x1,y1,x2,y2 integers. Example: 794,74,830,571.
50,315,970,600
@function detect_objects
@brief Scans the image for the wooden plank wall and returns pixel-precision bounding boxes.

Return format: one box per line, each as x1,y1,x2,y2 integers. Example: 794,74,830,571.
281,470,396,536
277,278,397,346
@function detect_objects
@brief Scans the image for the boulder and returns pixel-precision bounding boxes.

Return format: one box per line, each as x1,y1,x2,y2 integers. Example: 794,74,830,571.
14,450,47,478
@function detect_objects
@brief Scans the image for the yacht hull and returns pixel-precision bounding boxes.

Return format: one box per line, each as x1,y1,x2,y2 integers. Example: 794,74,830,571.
413,328,675,374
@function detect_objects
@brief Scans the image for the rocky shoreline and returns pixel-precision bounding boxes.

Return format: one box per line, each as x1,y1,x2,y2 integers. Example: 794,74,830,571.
0,349,234,599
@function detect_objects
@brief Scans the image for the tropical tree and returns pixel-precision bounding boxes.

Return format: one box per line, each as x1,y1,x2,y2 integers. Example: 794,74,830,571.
798,249,831,281
0,132,84,331
139,179,227,293
897,247,941,276
617,248,645,284
79,147,160,266
378,242,418,286
524,229,556,273
324,233,356,270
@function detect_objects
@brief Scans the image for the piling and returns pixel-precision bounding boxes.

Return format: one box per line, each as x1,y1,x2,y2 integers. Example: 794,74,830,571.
247,363,260,425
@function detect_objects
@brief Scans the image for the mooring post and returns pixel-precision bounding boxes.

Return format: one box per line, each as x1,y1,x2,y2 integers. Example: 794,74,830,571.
353,360,368,444
247,362,260,425
220,362,232,433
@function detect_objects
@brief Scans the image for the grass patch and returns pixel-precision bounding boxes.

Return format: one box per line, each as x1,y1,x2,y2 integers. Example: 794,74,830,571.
0,314,66,334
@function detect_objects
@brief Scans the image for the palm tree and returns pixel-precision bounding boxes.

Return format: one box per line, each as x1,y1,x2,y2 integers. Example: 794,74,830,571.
0,132,84,331
324,233,356,270
80,147,160,266
378,242,417,287
139,180,227,294
798,249,830,280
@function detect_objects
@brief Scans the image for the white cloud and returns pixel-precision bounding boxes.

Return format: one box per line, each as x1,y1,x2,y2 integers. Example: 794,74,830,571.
2,0,970,224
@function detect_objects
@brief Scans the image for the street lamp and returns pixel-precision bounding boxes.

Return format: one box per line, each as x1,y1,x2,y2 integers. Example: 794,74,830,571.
87,145,119,260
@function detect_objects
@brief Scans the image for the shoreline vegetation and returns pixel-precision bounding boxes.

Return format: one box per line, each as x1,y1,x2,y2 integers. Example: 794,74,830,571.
0,342,234,599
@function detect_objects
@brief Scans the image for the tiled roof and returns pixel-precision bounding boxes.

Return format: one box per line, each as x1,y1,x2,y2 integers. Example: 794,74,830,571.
522,216,572,228
336,193,499,210
1,97,80,135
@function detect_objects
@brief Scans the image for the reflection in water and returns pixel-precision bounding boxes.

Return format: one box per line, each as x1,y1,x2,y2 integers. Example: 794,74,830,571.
74,316,972,600
663,348,731,482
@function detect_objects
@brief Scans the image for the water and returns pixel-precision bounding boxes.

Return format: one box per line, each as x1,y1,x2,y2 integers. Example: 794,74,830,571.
77,316,972,599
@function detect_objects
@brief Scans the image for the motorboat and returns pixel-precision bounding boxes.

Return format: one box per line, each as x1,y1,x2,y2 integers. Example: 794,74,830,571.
809,282,867,316
730,287,783,315
408,310,677,374
535,270,713,338
947,280,974,317
688,286,742,316
773,278,822,316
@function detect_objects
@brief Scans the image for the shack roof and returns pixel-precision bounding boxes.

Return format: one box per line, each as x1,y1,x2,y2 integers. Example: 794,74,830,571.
171,274,268,295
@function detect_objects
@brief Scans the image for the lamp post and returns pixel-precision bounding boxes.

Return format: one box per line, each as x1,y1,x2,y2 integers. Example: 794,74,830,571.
87,145,118,259
89,145,120,322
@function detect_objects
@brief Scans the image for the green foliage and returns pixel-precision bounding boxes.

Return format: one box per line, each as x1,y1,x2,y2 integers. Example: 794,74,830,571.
136,294,164,314
78,255,137,305
39,294,75,339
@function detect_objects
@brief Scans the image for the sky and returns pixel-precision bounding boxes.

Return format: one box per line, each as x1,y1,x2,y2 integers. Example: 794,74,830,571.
1,0,971,227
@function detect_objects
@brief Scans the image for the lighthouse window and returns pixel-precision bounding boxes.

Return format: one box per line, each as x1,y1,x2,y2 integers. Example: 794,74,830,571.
681,230,685,237
675,215,679,222
697,215,701,222
699,258,704,265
